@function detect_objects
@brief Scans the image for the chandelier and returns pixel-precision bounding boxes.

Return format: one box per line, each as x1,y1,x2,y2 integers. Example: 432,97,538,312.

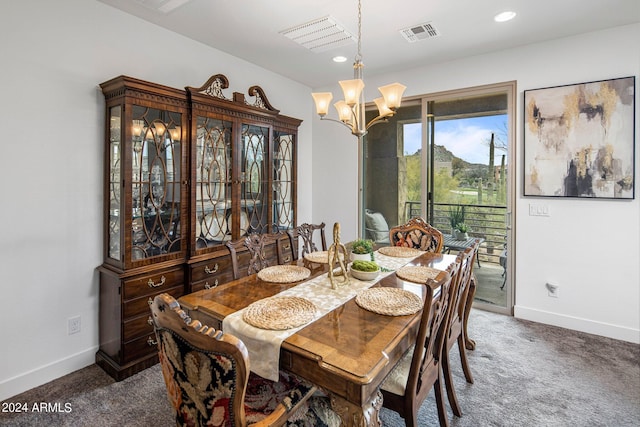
311,0,406,138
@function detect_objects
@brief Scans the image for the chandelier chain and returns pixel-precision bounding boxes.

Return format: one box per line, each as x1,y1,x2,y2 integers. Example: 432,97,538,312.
355,0,362,62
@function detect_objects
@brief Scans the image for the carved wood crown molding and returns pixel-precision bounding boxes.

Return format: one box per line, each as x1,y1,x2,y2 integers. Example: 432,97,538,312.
192,74,230,100
186,74,279,113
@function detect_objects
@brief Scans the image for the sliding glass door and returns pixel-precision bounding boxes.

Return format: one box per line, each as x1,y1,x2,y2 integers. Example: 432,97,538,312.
363,82,515,314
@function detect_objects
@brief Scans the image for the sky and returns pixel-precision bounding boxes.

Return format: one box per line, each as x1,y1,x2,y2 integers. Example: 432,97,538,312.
404,115,508,165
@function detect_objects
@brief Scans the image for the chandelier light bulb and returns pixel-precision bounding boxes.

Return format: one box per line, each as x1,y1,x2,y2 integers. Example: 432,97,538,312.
311,92,333,116
334,100,352,122
339,79,365,106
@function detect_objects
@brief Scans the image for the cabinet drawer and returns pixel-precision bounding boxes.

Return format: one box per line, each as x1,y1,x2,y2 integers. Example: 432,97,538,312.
279,239,294,264
123,285,183,319
190,257,232,283
123,313,155,342
122,332,159,364
123,267,184,300
190,269,234,292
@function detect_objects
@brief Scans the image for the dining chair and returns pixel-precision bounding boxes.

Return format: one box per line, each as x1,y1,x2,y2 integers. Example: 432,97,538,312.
286,222,327,260
380,263,458,427
226,232,284,279
441,239,480,417
150,293,340,427
389,217,444,253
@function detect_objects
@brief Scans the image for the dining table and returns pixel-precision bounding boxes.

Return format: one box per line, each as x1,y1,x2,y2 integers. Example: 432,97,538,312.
178,249,458,426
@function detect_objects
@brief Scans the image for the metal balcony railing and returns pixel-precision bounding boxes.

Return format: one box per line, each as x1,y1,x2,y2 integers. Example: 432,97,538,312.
404,201,507,264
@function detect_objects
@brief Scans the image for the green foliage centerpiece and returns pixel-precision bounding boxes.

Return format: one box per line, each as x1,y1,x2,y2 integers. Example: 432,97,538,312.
350,238,374,262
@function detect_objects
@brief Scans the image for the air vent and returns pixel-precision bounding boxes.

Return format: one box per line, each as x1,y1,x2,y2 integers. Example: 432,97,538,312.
400,22,441,43
132,0,190,14
279,16,356,53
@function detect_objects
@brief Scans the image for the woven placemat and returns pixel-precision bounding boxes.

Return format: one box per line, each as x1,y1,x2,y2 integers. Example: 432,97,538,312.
396,265,441,283
355,287,423,316
257,265,311,283
242,296,317,330
378,246,424,258
303,250,344,264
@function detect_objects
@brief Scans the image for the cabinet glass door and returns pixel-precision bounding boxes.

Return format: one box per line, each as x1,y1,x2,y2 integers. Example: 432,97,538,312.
194,116,232,248
108,106,122,260
273,131,294,231
241,124,268,234
131,105,182,261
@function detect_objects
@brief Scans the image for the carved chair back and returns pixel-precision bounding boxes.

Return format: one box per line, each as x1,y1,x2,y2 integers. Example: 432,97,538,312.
150,293,324,427
286,222,327,260
225,232,282,279
389,217,444,253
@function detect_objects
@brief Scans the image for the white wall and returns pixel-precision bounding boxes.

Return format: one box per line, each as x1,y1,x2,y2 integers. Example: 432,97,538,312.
0,0,314,401
1,0,637,402
312,24,640,343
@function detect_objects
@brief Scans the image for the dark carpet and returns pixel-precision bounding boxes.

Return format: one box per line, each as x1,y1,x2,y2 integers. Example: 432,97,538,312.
2,309,639,426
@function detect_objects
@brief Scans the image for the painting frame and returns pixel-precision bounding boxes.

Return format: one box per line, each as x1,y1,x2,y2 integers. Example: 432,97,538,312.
523,76,635,199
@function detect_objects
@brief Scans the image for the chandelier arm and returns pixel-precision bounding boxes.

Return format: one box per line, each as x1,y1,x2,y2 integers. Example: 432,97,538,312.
365,114,392,131
320,116,356,131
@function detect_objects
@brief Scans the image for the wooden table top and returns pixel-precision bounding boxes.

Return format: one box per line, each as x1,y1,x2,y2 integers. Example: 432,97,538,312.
178,250,456,423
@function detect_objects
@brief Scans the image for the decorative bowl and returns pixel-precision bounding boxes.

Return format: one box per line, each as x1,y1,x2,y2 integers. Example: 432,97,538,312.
350,266,380,281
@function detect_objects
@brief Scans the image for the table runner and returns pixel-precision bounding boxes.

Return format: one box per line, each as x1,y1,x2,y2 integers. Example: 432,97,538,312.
222,250,419,381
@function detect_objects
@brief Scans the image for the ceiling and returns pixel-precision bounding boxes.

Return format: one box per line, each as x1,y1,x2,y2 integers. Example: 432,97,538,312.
98,0,639,88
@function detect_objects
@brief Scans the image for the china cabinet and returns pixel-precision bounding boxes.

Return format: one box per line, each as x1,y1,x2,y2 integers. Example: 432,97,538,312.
97,76,189,380
185,74,300,292
96,74,301,380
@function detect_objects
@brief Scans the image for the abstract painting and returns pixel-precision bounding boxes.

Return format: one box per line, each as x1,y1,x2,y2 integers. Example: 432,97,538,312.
524,76,635,199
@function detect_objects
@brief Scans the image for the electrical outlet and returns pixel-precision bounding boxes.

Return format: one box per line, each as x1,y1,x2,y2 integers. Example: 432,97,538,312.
546,283,559,298
68,316,81,335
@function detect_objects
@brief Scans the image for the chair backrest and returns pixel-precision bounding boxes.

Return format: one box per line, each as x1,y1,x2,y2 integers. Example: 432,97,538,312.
407,265,457,409
150,293,251,427
286,222,327,260
225,232,281,279
389,217,443,253
448,243,477,328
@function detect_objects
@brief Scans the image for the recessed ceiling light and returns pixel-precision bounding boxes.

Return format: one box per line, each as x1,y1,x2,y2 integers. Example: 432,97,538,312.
333,56,348,63
494,11,516,22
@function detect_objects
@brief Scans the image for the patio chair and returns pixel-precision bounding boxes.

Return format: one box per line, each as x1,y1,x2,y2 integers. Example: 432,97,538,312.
364,209,390,244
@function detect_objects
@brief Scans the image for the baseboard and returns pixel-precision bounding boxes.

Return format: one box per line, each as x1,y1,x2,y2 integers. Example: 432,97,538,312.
514,305,640,344
0,346,98,402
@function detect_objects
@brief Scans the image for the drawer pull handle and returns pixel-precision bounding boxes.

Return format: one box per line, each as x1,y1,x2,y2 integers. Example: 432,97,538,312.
148,297,153,306
284,244,291,250
147,336,157,346
147,316,154,326
148,275,166,288
284,256,291,263
204,264,219,274
204,279,219,290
